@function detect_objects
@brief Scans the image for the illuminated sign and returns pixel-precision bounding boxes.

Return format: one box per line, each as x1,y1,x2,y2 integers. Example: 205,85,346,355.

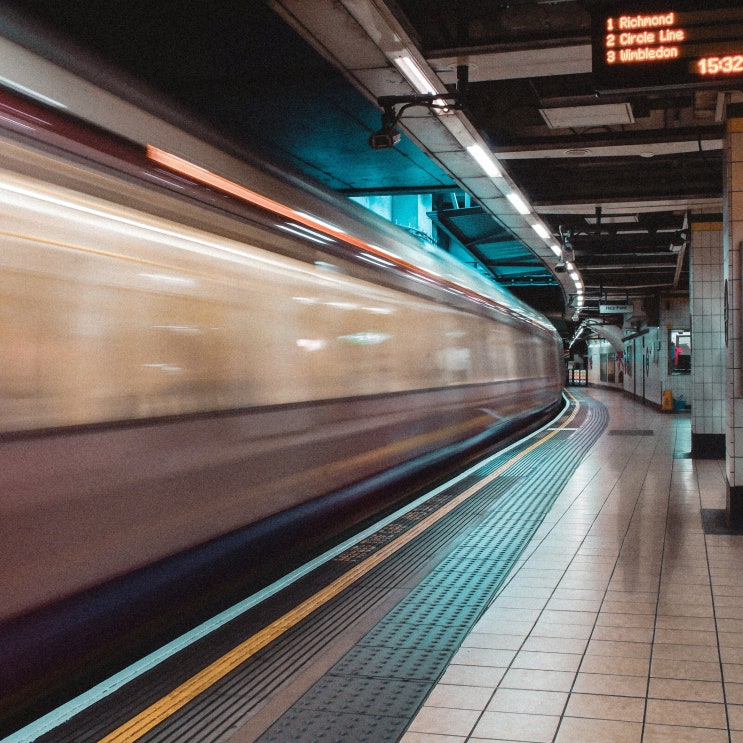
592,1,743,92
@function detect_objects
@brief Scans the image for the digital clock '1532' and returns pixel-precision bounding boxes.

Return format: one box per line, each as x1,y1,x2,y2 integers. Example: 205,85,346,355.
697,55,743,76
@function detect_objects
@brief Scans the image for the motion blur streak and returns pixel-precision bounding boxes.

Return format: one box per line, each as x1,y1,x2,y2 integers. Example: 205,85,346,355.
100,399,577,743
0,47,563,732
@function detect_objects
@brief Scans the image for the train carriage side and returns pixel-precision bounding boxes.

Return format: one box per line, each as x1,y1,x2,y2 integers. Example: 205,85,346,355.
0,66,564,718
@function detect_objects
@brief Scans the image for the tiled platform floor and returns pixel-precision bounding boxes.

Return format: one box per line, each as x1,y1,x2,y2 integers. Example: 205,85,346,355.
402,388,737,743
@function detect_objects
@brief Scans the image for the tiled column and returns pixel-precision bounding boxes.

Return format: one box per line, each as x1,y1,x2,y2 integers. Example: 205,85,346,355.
690,219,725,459
725,104,743,524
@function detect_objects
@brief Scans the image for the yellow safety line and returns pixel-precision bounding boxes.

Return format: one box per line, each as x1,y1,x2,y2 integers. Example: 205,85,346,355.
100,395,580,741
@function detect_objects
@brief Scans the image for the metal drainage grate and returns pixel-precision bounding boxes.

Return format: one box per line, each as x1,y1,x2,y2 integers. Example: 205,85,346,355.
609,429,655,436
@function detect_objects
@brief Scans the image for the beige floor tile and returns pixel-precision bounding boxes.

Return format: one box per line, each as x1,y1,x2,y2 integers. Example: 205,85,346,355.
725,682,743,705
572,672,648,697
438,664,507,688
554,716,642,742
648,677,724,703
486,688,568,716
599,600,657,615
715,603,743,619
472,619,536,637
424,683,494,711
591,624,655,643
720,632,743,649
721,646,743,664
546,598,603,613
461,632,524,651
652,643,720,662
608,578,661,593
493,597,550,612
651,657,721,682
537,609,596,626
653,628,717,646
660,582,712,597
725,664,743,684
552,588,605,602
656,602,713,618
712,594,743,608
399,733,466,743
559,577,612,591
406,706,480,737
579,653,649,677
506,572,558,587
500,668,575,692
564,692,645,722
595,611,655,629
729,703,743,730
521,635,589,655
511,651,582,673
478,607,541,624
471,710,560,742
586,639,652,659
642,723,729,742
654,614,716,631
530,621,594,640
450,647,516,668
645,699,727,729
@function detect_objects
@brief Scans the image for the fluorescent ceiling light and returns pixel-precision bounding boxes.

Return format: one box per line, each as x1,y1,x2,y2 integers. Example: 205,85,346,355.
550,244,562,256
531,222,550,240
506,192,530,215
392,55,450,111
467,144,501,178
393,55,438,96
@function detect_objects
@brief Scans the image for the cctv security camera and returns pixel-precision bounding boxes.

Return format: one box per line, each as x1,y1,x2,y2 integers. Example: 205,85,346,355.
369,128,401,150
554,261,566,273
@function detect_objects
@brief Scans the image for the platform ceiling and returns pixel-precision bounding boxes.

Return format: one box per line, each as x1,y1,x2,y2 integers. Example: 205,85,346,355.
2,0,734,337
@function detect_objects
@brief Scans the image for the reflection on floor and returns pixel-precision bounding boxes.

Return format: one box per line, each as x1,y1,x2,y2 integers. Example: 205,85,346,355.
403,388,736,743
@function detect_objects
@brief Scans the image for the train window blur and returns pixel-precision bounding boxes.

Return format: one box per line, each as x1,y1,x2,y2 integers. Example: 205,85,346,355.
669,328,691,374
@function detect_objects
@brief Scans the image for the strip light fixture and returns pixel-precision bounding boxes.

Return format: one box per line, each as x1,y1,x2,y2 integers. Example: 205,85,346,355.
531,222,550,240
506,192,530,215
392,55,437,96
466,143,501,178
392,55,448,109
390,53,502,180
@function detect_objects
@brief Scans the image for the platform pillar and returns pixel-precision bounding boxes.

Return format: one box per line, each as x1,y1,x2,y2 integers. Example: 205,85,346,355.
725,102,743,526
690,219,725,460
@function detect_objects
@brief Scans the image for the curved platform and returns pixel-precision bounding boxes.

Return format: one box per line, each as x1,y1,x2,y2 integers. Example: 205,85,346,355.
8,388,733,743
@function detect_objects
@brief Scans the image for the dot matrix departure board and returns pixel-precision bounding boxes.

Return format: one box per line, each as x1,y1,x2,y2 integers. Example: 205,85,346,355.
592,1,743,92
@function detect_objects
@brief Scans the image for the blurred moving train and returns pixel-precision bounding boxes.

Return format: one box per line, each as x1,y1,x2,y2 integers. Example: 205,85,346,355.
0,36,563,723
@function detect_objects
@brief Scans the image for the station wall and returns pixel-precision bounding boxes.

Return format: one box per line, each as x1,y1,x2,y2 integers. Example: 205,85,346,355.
585,296,691,409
